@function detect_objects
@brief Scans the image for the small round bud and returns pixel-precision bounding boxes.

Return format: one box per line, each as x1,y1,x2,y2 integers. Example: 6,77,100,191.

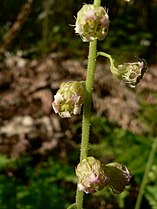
109,53,147,88
75,4,109,42
104,162,132,194
76,156,108,194
52,81,86,118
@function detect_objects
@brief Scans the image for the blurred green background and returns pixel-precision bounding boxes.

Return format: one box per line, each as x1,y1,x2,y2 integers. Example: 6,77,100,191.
0,0,157,209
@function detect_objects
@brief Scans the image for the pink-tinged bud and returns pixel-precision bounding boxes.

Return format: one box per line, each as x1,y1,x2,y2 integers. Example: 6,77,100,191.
75,4,109,42
52,81,85,118
76,157,109,194
104,162,132,194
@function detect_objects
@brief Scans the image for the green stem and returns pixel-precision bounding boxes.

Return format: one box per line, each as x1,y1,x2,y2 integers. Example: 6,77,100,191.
134,139,157,209
97,51,121,78
75,39,97,209
97,51,111,60
80,40,97,161
67,203,77,209
97,51,113,69
75,0,102,207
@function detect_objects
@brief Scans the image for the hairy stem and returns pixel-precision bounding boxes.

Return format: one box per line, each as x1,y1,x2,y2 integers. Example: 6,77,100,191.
134,139,157,209
75,38,97,209
80,40,97,161
75,0,101,207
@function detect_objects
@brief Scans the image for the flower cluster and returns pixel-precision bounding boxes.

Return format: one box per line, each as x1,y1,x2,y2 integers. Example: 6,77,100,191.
75,4,109,42
51,3,147,201
52,81,86,118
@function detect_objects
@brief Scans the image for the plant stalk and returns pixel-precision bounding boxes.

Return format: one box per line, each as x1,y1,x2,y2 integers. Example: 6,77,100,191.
80,40,97,162
75,38,97,209
75,0,102,206
134,139,157,209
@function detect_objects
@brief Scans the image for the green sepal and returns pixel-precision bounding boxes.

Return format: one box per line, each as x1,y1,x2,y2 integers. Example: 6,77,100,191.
104,162,132,194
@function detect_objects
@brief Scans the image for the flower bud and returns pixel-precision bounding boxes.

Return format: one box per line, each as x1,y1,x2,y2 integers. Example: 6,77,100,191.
76,157,109,194
104,162,131,194
75,4,109,42
109,53,147,88
52,81,86,118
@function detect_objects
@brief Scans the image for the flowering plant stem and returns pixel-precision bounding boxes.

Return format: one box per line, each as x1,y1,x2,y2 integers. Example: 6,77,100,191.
75,1,101,208
134,138,157,209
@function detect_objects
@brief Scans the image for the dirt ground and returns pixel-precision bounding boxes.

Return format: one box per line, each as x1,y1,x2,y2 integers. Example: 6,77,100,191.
0,52,157,159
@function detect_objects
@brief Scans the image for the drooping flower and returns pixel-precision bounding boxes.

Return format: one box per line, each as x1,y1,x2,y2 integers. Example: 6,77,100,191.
75,4,109,42
108,52,147,88
104,162,132,194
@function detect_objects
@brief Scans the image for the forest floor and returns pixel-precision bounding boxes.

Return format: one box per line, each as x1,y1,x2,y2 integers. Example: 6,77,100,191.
0,52,157,159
